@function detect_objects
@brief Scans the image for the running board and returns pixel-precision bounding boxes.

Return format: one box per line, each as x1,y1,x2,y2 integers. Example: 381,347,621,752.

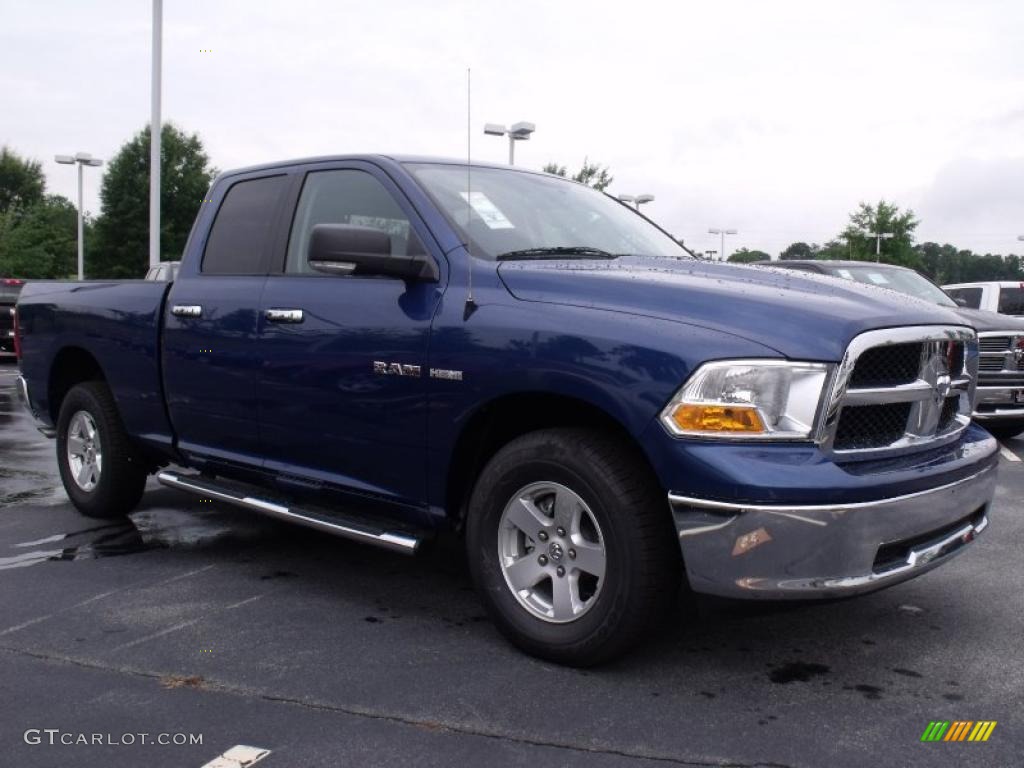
156,470,421,555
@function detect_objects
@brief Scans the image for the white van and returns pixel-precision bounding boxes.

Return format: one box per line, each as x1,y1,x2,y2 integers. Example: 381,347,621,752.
942,281,1024,315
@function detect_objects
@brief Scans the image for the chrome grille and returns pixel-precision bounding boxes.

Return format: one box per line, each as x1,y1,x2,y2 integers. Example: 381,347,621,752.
822,326,976,456
976,331,1024,385
979,336,1011,353
833,403,912,450
848,343,922,388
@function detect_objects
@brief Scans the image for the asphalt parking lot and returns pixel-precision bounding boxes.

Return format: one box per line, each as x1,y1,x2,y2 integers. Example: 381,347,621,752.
0,363,1020,768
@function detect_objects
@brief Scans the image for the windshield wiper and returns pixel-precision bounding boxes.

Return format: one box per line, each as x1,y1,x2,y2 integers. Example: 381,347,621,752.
496,247,619,261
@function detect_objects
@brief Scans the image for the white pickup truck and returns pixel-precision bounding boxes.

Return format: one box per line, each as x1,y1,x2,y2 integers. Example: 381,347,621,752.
942,281,1024,315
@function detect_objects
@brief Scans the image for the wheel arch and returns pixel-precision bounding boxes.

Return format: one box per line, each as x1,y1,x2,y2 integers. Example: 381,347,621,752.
47,346,106,424
444,391,664,528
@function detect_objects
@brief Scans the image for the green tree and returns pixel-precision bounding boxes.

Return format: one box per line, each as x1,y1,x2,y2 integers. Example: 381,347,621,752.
728,247,771,263
838,200,920,267
91,124,215,278
0,195,78,278
542,158,614,191
0,147,45,217
779,241,815,260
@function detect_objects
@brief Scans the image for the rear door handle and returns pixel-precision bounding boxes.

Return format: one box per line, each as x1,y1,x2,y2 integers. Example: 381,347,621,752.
265,308,304,324
171,305,203,318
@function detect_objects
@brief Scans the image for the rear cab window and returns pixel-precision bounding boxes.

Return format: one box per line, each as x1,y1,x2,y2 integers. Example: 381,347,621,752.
945,287,983,309
997,287,1024,315
202,175,289,275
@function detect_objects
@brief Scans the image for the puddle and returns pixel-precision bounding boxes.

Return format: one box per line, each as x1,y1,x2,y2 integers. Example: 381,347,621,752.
0,521,162,569
0,507,273,570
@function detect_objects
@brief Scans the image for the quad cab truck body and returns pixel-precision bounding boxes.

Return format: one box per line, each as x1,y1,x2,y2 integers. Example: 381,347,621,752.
15,156,998,664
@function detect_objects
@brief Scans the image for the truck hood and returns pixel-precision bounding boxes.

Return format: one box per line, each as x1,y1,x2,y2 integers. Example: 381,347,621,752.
497,257,970,361
951,307,1024,334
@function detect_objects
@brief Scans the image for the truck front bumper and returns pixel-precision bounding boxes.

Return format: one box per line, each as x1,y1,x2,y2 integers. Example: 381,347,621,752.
667,444,998,600
973,385,1024,422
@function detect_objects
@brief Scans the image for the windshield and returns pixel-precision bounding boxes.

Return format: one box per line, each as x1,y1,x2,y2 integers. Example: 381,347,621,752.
407,163,688,261
822,264,957,307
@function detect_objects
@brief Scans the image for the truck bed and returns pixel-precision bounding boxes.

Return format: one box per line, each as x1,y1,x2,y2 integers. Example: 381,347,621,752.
16,280,176,450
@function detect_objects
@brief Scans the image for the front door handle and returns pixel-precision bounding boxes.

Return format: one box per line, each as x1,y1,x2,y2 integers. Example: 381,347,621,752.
265,308,304,324
171,305,203,318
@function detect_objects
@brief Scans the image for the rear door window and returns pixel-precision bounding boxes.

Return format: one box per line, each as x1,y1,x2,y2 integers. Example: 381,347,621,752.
202,175,288,275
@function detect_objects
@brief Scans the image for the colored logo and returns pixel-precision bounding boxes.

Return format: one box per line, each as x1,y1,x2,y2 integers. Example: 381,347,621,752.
921,721,997,742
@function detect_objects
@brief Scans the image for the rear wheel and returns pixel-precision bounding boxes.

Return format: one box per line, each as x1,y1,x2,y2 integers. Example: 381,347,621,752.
56,382,147,518
466,428,680,666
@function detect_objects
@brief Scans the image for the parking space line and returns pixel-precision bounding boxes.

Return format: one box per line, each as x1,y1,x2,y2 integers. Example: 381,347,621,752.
999,445,1020,462
112,593,265,652
201,745,271,768
0,564,216,638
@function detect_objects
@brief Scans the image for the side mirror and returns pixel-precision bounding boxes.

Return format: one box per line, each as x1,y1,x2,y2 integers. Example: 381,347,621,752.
953,297,968,307
307,224,437,281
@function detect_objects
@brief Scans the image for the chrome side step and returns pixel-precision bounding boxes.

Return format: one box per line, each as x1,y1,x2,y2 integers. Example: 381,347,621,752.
156,470,421,555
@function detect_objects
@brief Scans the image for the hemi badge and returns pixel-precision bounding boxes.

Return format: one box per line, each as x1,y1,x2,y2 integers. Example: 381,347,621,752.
430,368,463,381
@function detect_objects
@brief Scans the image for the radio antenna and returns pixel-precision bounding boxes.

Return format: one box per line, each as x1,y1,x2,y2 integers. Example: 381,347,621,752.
464,66,478,320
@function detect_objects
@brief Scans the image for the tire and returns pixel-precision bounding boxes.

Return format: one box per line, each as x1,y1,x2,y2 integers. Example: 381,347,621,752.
466,427,681,666
984,423,1024,441
56,381,148,518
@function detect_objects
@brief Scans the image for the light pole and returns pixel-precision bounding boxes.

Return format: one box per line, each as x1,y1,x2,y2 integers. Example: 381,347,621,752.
150,0,162,270
55,153,103,280
617,194,655,212
708,228,738,261
483,121,535,165
864,230,894,262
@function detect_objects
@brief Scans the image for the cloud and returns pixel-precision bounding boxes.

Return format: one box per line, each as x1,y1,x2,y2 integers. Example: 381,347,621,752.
2,0,1021,259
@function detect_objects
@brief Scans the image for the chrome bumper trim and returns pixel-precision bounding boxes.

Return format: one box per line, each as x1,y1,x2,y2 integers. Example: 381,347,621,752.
15,375,55,438
668,459,998,599
667,466,996,515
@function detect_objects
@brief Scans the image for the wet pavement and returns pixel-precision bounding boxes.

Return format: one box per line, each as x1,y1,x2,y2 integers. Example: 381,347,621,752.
0,361,1021,767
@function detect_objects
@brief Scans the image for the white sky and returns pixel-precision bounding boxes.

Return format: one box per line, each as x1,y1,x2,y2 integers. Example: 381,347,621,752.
2,0,1022,258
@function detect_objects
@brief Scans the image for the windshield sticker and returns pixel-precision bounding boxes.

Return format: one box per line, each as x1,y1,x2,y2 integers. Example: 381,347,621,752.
460,191,514,229
836,269,854,280
866,272,890,285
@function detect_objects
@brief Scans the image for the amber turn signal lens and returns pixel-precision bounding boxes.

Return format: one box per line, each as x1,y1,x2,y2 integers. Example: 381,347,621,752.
669,404,765,434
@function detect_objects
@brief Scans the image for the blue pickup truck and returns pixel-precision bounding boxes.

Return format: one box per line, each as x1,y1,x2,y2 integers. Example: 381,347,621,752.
14,156,998,664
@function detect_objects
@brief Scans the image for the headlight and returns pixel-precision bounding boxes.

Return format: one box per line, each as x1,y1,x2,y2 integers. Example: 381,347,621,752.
660,360,832,439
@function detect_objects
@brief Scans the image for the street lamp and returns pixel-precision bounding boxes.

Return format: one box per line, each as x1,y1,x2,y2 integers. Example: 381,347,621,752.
708,228,738,261
483,121,535,165
863,230,894,262
151,0,163,271
617,194,655,212
55,152,103,280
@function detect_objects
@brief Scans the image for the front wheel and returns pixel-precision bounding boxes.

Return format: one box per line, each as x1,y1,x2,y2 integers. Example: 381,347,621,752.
56,381,148,518
466,428,680,666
